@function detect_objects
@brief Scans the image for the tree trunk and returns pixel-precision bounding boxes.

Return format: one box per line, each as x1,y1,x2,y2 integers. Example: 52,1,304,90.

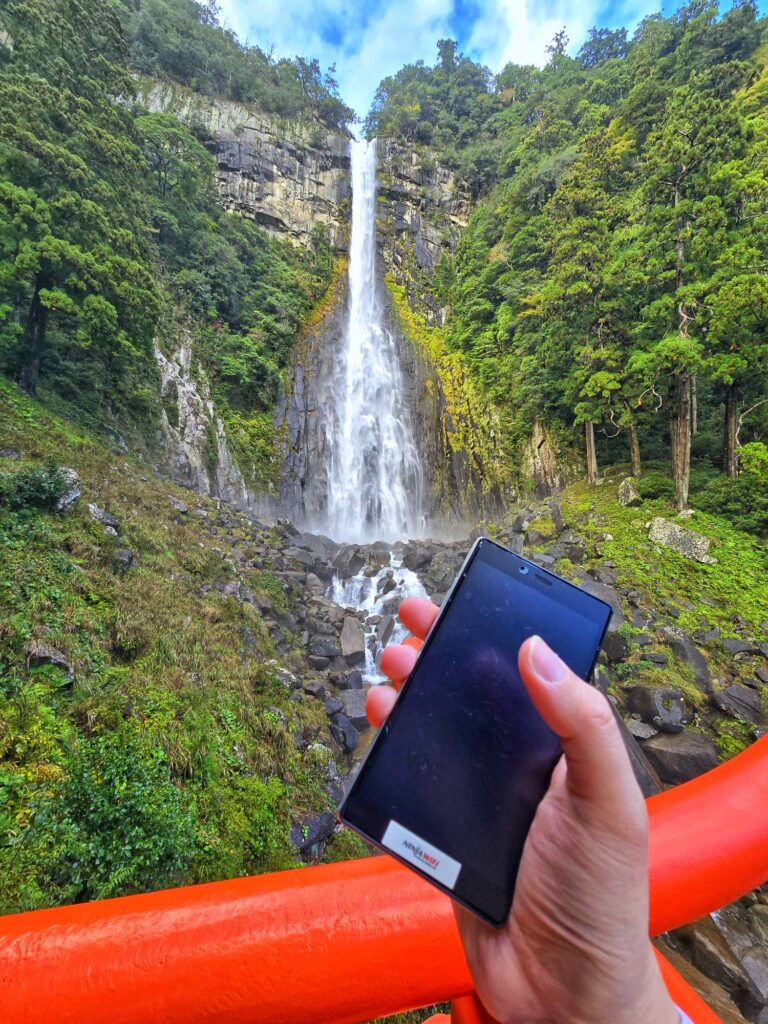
585,419,598,485
691,374,698,435
629,425,641,478
723,383,738,479
673,371,692,511
18,277,47,395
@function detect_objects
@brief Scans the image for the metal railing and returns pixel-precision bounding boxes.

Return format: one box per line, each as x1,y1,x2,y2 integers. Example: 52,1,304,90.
1,737,766,1024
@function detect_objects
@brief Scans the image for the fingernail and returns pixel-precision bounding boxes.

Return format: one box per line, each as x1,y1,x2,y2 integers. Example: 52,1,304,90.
530,635,567,683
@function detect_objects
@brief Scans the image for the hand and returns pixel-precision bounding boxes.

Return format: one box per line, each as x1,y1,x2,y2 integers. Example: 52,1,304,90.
367,597,679,1024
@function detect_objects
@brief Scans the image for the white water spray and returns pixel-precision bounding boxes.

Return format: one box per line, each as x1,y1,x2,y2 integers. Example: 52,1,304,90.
319,139,424,543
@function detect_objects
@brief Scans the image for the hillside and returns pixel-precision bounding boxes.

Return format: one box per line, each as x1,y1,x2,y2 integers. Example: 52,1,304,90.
368,3,768,519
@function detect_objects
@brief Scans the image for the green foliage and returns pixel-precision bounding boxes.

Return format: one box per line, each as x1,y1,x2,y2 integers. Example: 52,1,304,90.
30,728,196,903
0,458,71,510
739,441,768,482
376,4,768,506
0,381,335,912
121,0,355,130
692,472,768,536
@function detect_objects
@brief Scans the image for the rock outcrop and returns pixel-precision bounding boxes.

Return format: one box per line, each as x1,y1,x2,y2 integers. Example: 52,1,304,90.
376,140,472,325
154,338,259,511
138,80,352,249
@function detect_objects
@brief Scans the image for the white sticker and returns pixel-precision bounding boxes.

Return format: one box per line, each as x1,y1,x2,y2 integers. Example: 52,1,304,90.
381,820,462,889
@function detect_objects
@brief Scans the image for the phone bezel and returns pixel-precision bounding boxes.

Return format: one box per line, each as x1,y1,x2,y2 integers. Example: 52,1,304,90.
338,536,612,927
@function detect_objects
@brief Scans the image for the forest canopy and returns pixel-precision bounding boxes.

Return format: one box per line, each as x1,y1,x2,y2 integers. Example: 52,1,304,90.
368,2,768,523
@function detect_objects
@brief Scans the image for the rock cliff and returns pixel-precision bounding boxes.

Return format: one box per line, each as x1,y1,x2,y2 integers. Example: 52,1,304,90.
137,80,352,249
376,140,472,325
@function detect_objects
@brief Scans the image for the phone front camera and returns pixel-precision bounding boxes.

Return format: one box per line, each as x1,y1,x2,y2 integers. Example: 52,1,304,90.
519,565,529,575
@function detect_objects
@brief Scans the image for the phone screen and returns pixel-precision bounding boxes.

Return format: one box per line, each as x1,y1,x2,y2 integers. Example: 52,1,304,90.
340,538,611,925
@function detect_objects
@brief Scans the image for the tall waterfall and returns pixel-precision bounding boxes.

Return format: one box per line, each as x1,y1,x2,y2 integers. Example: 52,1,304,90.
319,139,423,543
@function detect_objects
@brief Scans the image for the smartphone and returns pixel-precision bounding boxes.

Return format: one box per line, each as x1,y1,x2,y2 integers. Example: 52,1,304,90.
339,537,612,926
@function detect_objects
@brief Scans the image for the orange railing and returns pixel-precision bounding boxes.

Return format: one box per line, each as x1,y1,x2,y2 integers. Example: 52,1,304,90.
1,736,767,1024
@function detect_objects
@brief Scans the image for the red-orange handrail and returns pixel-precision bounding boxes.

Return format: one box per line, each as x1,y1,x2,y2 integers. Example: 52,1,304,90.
0,737,766,1024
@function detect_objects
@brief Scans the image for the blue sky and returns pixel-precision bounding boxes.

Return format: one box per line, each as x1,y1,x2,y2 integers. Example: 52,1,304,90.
217,1,762,122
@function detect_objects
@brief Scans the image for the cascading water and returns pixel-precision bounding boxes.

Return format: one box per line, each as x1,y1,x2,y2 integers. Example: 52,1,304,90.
318,139,424,544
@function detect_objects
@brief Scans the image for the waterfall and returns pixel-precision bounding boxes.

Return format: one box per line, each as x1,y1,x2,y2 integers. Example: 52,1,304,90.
317,139,424,543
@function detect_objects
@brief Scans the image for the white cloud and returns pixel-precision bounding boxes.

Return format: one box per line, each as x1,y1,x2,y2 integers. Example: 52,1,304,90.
217,0,662,120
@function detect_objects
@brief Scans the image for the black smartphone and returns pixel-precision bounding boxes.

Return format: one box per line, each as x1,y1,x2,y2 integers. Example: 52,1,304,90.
339,537,612,926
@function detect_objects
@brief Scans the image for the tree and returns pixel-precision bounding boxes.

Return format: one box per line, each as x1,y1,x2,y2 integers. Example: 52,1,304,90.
578,27,628,68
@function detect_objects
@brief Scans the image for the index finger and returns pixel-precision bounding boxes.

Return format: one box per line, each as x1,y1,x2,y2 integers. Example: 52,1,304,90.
398,597,439,640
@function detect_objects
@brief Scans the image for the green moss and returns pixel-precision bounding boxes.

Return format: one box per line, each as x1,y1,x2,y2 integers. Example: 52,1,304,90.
387,276,513,510
322,827,371,863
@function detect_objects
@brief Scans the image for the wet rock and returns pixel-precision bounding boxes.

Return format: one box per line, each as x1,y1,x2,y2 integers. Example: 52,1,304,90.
330,713,359,753
714,684,762,725
309,635,342,659
661,628,711,693
55,468,81,512
24,640,74,682
642,732,719,785
628,686,687,734
290,811,336,860
377,615,395,647
340,616,366,666
338,689,369,731
333,545,365,577
618,476,642,507
648,517,717,564
402,545,434,571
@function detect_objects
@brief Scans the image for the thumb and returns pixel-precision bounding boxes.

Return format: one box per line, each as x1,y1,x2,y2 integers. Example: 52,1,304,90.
518,635,642,812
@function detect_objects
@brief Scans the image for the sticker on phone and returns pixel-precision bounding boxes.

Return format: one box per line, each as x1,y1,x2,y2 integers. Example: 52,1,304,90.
382,820,462,889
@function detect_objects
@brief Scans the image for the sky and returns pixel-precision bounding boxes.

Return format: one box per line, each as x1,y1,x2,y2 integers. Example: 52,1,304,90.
215,1,756,121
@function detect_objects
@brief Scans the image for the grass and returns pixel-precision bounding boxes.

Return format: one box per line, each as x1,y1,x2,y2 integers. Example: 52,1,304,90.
0,377,338,912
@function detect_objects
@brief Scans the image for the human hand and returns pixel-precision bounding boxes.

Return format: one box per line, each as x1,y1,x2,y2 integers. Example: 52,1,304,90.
367,597,679,1024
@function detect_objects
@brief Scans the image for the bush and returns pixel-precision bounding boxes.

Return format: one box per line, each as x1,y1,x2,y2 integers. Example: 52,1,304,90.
691,473,768,537
637,469,674,501
0,460,72,512
30,728,196,903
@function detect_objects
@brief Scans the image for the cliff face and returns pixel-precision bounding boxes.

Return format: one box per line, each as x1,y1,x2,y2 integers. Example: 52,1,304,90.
376,140,472,325
138,80,352,250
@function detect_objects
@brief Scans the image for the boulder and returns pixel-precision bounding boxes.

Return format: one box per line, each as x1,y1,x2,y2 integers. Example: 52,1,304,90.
641,732,718,785
330,713,359,753
55,468,81,512
116,549,134,571
340,616,366,666
308,635,342,659
0,448,20,459
377,614,396,647
661,628,711,693
628,686,687,733
289,812,336,859
338,688,369,731
333,545,365,577
601,632,630,663
647,517,716,564
330,669,364,691
87,503,120,530
618,477,642,507
305,572,326,596
24,640,74,682
549,500,567,533
714,684,763,725
722,638,756,657
303,679,331,701
402,544,435,571
624,718,659,741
